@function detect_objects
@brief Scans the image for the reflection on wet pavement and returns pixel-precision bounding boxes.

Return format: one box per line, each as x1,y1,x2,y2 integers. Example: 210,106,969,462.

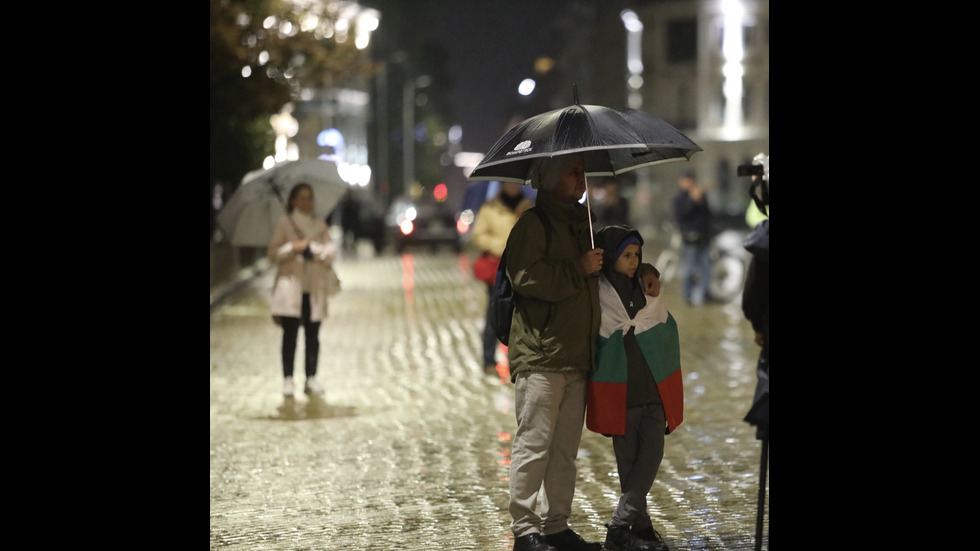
210,252,768,550
268,396,358,421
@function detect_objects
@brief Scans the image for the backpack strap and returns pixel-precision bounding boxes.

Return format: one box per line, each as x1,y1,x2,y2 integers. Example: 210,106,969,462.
490,206,552,347
500,205,552,277
526,206,552,247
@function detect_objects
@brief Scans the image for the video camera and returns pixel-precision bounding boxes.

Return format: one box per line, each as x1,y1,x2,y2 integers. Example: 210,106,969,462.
737,164,765,178
738,153,769,214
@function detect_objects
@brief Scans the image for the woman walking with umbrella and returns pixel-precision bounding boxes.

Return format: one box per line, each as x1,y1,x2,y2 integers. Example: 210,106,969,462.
267,182,338,397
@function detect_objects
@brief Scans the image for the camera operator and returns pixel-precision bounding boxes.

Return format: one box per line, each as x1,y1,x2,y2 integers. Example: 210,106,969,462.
739,153,769,438
739,153,769,551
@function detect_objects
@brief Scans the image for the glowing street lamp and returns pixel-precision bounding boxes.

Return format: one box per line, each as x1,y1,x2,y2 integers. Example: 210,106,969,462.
403,74,431,192
621,9,644,108
722,0,745,139
518,79,536,96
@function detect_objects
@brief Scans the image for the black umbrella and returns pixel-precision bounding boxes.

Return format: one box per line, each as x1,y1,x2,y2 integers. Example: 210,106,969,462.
468,88,701,185
467,86,701,245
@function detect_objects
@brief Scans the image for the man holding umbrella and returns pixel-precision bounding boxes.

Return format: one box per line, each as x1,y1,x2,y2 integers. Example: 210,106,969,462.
505,153,604,551
466,90,702,551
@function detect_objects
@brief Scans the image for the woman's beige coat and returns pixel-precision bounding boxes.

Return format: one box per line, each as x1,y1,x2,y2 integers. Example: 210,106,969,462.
266,213,337,321
471,195,532,257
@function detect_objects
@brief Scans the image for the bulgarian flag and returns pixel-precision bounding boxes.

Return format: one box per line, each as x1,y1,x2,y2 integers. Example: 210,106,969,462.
587,277,684,435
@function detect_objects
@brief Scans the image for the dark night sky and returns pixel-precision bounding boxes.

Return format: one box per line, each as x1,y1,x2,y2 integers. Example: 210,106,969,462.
365,0,574,154
429,1,568,153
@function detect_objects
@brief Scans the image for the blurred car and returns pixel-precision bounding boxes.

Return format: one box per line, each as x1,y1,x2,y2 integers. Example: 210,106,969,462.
386,196,463,253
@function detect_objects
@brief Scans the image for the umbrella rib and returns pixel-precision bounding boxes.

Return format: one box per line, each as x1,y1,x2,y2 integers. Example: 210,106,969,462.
468,145,698,181
472,144,683,170
591,156,696,177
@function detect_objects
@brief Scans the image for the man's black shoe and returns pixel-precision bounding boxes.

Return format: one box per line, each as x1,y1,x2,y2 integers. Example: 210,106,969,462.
513,533,557,551
604,524,656,551
632,526,668,551
543,528,602,551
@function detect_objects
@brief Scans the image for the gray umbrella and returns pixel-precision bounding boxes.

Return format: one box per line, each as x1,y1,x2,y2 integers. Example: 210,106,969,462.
217,160,349,247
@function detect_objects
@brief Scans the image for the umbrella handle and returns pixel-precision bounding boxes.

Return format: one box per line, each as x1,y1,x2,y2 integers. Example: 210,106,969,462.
266,178,306,239
585,175,594,248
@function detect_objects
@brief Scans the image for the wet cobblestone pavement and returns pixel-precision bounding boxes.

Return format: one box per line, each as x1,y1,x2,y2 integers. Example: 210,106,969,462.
210,251,769,550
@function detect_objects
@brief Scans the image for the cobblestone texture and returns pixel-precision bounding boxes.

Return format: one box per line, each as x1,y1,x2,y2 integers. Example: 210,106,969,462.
210,251,769,550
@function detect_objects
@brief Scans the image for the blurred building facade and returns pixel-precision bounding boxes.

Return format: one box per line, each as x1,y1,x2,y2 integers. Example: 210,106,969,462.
275,0,768,236
520,0,768,231
293,85,374,189
274,3,380,194
633,0,769,220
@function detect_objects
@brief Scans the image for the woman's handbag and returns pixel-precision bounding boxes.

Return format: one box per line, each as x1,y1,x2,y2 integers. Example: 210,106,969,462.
325,266,342,296
472,253,500,285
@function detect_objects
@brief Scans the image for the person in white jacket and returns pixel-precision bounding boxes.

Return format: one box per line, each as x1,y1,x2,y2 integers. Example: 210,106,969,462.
267,183,338,396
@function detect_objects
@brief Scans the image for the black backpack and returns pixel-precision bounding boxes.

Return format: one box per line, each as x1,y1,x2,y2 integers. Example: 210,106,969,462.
488,207,552,346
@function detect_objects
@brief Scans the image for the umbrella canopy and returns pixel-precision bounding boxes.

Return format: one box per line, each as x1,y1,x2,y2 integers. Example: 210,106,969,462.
467,103,701,185
217,160,349,247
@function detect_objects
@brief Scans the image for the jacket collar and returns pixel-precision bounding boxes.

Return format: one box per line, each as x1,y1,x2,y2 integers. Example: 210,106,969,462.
536,189,589,223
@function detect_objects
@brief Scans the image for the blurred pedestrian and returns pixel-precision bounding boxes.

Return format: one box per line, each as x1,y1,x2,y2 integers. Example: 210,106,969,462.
672,170,713,305
267,183,338,397
339,189,361,253
505,153,604,551
471,181,532,375
211,182,224,241
587,226,682,551
594,178,631,230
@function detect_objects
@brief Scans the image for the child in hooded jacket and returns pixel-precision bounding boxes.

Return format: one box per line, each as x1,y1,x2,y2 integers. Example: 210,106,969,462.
586,225,683,551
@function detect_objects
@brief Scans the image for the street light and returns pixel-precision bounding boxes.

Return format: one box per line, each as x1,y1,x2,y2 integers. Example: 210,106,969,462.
518,78,536,96
621,9,644,109
353,8,380,50
403,74,431,194
721,0,745,139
